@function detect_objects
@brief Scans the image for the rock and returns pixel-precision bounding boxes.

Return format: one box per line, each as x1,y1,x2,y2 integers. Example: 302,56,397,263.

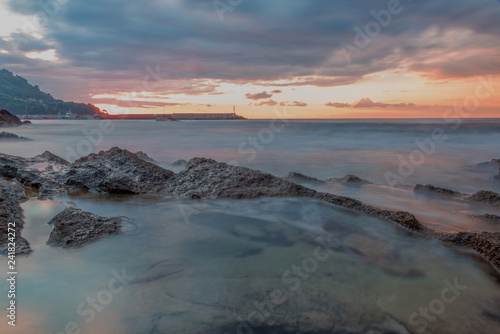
469,214,500,225
46,207,122,248
477,159,500,170
170,159,188,168
168,158,317,199
0,132,32,141
0,109,22,127
66,147,174,194
414,184,463,197
22,120,32,125
437,232,500,270
0,151,70,199
326,174,371,185
135,151,157,164
466,190,500,206
0,179,31,255
283,172,324,185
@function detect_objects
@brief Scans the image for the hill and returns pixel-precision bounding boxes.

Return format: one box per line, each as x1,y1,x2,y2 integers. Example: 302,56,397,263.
0,69,101,116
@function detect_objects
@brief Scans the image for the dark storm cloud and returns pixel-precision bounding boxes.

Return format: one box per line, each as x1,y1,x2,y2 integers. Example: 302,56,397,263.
4,0,500,99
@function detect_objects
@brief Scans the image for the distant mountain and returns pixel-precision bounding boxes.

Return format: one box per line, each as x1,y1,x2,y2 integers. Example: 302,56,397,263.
0,69,101,116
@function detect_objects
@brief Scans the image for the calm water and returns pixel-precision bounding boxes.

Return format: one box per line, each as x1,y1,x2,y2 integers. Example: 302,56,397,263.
1,119,500,333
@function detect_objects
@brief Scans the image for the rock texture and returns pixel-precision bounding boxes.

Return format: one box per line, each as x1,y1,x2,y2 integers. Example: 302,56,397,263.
327,174,371,185
0,179,31,255
46,207,122,248
438,232,500,270
469,214,500,225
0,132,32,141
283,172,324,185
135,151,157,164
170,159,188,168
66,147,174,194
0,109,22,127
466,190,500,206
414,184,463,197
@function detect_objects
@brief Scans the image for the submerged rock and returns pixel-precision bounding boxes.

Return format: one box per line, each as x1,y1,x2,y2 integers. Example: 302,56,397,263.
283,172,324,185
46,207,122,248
66,147,174,194
0,132,32,141
414,184,463,197
0,179,31,255
326,174,371,185
0,109,22,127
438,232,500,270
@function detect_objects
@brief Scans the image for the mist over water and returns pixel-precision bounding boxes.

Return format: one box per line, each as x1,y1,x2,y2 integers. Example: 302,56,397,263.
1,119,500,333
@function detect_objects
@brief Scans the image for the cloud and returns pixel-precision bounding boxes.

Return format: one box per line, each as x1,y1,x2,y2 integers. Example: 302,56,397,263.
256,99,278,106
326,98,416,109
325,102,351,108
280,101,307,107
2,0,500,102
245,91,273,100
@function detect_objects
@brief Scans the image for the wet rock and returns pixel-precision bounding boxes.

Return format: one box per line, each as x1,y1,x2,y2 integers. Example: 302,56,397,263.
466,190,500,206
66,147,174,194
168,158,317,200
437,232,500,270
326,174,371,185
0,109,22,127
284,172,324,185
22,120,31,125
0,151,70,199
0,132,32,141
46,207,123,248
0,179,31,255
414,184,463,197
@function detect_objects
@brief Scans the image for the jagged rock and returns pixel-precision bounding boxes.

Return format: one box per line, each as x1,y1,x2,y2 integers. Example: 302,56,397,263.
171,159,188,168
22,120,31,125
46,207,122,248
477,159,500,170
469,214,500,225
0,109,22,127
467,191,500,206
168,158,317,199
0,151,70,199
0,132,32,141
136,151,157,164
414,184,463,197
327,174,371,185
438,232,500,270
283,172,324,185
66,147,174,194
0,179,31,255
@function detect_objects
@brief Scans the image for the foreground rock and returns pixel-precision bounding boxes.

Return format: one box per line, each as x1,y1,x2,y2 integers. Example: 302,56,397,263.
0,179,31,255
438,232,500,270
46,207,122,248
0,150,70,199
0,132,32,141
0,109,22,127
66,147,174,194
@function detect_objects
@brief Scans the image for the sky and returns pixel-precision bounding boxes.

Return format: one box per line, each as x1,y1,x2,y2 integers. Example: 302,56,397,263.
0,0,499,118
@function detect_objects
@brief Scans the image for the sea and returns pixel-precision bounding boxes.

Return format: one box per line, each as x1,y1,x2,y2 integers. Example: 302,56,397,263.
1,118,500,334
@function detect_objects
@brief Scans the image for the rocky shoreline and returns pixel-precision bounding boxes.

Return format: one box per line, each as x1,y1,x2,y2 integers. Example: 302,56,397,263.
0,147,499,274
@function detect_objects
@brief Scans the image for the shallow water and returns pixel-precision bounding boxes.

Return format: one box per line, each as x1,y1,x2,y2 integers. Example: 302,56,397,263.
1,119,500,333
